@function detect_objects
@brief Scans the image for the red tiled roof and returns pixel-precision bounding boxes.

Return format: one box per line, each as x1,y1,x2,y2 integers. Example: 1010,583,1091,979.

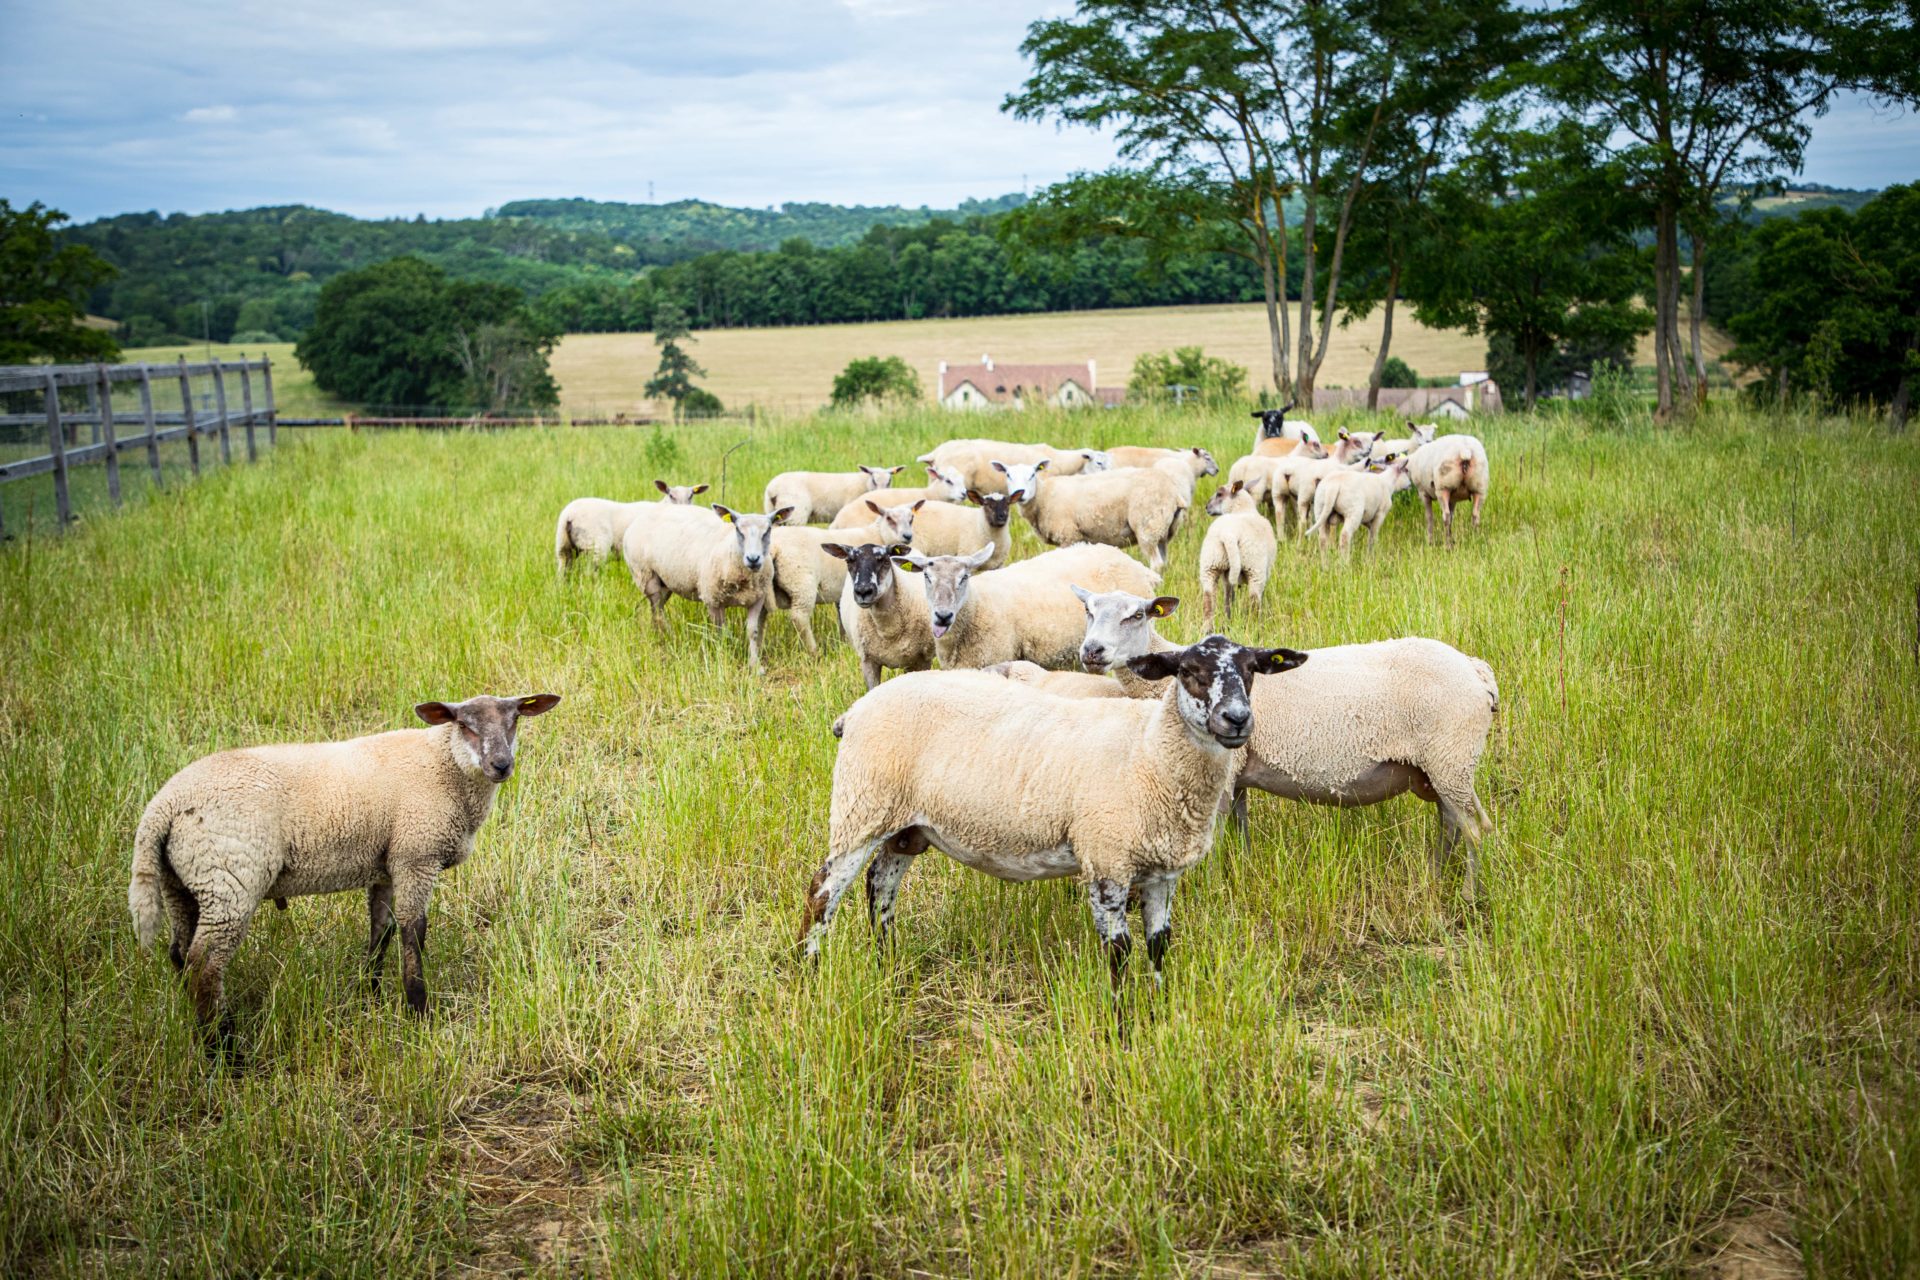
940,360,1095,404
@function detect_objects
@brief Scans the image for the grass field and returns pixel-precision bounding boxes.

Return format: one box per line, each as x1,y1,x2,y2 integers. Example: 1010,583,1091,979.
2,401,1914,1277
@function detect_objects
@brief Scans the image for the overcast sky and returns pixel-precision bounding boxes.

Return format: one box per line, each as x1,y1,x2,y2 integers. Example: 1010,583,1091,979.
3,0,1914,225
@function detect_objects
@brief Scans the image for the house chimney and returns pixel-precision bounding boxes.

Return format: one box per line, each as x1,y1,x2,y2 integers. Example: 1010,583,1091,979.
1088,359,1097,390
983,353,993,371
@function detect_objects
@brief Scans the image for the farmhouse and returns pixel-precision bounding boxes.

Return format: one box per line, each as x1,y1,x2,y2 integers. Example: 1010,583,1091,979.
938,355,1104,410
1310,379,1504,418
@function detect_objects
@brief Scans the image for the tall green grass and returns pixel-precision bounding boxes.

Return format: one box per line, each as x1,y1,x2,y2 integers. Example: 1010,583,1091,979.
1,402,1914,1276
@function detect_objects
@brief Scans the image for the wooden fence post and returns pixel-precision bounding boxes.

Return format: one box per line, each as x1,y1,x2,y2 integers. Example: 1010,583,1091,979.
138,365,162,489
97,365,122,507
84,376,101,445
211,362,232,465
261,357,277,445
238,358,257,462
44,371,72,527
177,357,201,478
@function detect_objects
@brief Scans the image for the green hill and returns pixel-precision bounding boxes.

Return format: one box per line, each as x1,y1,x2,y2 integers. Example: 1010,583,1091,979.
494,194,1026,253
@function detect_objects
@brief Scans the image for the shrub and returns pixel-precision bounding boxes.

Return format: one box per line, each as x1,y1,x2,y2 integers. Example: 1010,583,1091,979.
1379,356,1420,388
1127,347,1248,406
831,356,922,408
680,387,725,419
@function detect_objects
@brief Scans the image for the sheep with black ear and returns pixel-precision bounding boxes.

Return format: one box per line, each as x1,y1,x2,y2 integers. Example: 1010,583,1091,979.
770,501,918,653
1250,404,1319,457
765,465,904,524
897,490,1019,566
799,639,1308,989
128,693,562,1033
1199,480,1277,625
554,479,708,576
823,541,931,689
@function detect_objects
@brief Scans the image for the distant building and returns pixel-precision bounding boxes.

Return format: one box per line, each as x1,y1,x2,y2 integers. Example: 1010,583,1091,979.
938,355,1102,410
1309,381,1503,417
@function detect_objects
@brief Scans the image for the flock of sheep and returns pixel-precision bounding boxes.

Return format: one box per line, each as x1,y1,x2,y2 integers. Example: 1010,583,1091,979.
128,407,1498,1038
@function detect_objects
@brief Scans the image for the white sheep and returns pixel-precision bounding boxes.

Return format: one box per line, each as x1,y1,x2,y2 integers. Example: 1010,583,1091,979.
129,693,561,1031
1304,455,1414,554
1073,590,1499,898
1372,423,1437,461
798,638,1307,988
1111,447,1219,509
822,541,932,689
828,462,967,527
917,440,1111,494
1404,432,1490,544
898,490,1019,567
1275,431,1381,536
982,659,1132,698
1199,481,1277,625
764,465,903,524
1250,406,1320,457
995,459,1187,573
553,480,708,576
770,502,918,653
624,503,789,672
897,540,1160,670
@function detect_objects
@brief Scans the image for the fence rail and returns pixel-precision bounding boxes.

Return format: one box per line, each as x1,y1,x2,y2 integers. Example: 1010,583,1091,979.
0,356,276,536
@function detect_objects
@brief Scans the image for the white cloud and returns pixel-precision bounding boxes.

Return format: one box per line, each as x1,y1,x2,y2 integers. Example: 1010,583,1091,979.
181,104,237,124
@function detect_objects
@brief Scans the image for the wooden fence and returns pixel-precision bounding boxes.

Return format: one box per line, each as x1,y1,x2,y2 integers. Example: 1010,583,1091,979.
0,356,276,536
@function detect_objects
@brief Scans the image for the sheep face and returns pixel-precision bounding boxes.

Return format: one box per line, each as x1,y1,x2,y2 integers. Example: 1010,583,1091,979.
1124,637,1306,750
714,505,786,571
965,489,1017,529
862,499,920,545
1079,450,1114,473
823,542,910,607
414,694,562,783
1191,447,1220,476
1335,430,1384,462
926,463,967,501
1074,587,1179,674
895,544,995,637
992,460,1046,501
1204,482,1248,516
653,480,711,504
1411,423,1437,446
1250,404,1300,440
859,465,906,491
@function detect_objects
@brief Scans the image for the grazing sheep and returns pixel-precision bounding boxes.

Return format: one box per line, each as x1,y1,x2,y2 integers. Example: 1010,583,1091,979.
1105,445,1220,481
1199,481,1278,625
917,440,1111,494
1250,405,1320,457
1276,431,1381,536
898,540,1160,670
829,462,967,527
798,638,1308,987
1305,455,1414,555
1260,440,1334,535
823,541,931,689
765,465,903,524
1074,590,1498,897
996,459,1187,573
129,693,562,1032
1112,448,1219,510
1373,423,1437,462
899,490,1020,567
624,503,789,672
1404,433,1490,544
554,480,708,576
771,503,919,653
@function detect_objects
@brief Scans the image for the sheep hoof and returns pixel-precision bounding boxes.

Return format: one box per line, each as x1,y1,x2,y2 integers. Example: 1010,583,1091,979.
272,897,288,911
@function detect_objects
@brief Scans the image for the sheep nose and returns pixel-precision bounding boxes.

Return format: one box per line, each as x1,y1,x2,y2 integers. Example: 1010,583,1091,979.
933,610,954,626
487,758,513,779
745,554,763,568
1082,644,1107,667
1221,705,1251,729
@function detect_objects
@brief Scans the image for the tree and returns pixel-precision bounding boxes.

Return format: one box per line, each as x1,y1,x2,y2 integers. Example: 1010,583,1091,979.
0,199,120,363
1727,184,1920,428
1541,0,1920,419
1378,355,1419,387
831,356,923,408
1128,346,1249,405
644,300,710,421
296,256,557,412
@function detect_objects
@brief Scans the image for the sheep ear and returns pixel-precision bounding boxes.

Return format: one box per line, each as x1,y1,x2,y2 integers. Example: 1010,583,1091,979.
712,504,735,523
990,460,1009,475
821,542,853,561
1069,583,1094,604
1248,646,1308,676
692,484,709,495
892,554,924,573
1338,429,1351,441
887,543,912,557
1124,652,1180,682
771,506,795,526
911,499,926,511
965,489,985,505
1229,480,1244,495
964,543,995,568
1148,596,1180,618
1249,410,1265,419
415,701,458,726
1035,458,1050,472
865,499,882,515
654,479,670,495
515,694,562,717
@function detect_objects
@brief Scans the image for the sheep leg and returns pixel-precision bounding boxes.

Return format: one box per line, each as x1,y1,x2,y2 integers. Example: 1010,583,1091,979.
1439,491,1455,546
366,882,395,990
1223,579,1236,619
1137,873,1177,985
1471,492,1485,528
161,874,198,974
705,600,727,629
1431,782,1488,904
391,870,437,1017
798,838,885,959
183,906,258,1040
745,599,768,673
1247,568,1267,613
864,828,928,951
860,655,884,691
788,602,820,655
1201,582,1217,629
1422,496,1436,544
1232,786,1251,859
643,574,671,627
1087,877,1132,991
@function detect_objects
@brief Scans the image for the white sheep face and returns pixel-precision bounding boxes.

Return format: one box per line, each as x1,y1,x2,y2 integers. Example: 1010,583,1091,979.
1074,587,1179,674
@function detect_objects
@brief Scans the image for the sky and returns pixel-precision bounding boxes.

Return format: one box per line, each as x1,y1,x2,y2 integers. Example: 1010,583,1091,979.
2,0,1915,226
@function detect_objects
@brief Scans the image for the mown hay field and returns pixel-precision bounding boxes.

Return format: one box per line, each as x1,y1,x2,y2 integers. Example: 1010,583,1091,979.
1,400,1914,1277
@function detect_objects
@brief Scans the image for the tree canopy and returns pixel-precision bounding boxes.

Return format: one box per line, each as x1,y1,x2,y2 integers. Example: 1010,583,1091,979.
831,356,923,409
0,199,120,364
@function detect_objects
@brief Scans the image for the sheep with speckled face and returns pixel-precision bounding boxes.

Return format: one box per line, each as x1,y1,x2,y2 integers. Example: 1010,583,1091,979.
764,465,902,524
799,638,1307,988
823,541,931,690
554,480,708,576
769,501,918,653
899,491,1020,566
129,693,561,1033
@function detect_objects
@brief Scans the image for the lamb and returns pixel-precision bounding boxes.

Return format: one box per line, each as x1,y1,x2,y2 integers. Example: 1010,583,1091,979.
897,490,1019,567
995,458,1187,573
1072,589,1498,897
822,541,932,689
553,479,708,575
1250,405,1320,457
1104,445,1220,481
917,439,1111,494
624,503,790,672
1372,423,1436,462
1199,481,1278,625
764,465,903,524
829,462,967,527
1112,447,1219,509
1304,455,1414,555
797,639,1307,988
1404,432,1490,544
897,540,1160,670
770,502,919,653
128,693,562,1032
1274,431,1381,536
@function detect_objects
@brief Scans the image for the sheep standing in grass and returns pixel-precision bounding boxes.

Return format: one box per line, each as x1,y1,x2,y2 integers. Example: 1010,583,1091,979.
771,502,919,653
1250,405,1319,457
1073,589,1498,897
764,465,903,524
1373,423,1436,462
1276,432,1381,536
554,480,708,576
823,542,931,689
1111,447,1220,509
1305,455,1414,555
901,540,1160,669
129,693,562,1033
996,459,1187,573
799,639,1307,986
899,491,1020,566
624,504,790,672
1199,481,1277,625
917,440,1111,494
829,463,967,527
1404,433,1490,544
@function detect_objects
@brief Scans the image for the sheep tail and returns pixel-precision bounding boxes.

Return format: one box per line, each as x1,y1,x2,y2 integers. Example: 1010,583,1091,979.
1303,502,1331,541
1224,535,1244,584
1469,657,1501,714
915,450,936,465
553,514,578,569
129,801,173,949
830,712,848,739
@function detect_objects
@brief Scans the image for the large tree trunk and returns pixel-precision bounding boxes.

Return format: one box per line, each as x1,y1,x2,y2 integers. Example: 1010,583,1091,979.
1367,260,1404,411
1653,203,1677,422
1295,194,1319,403
1524,343,1539,411
1257,220,1289,397
1688,231,1709,405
